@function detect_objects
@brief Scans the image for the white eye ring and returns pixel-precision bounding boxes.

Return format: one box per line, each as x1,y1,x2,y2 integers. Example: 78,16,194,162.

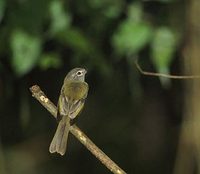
76,71,83,76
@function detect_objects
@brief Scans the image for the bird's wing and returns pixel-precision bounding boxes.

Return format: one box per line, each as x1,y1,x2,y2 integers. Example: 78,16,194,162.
68,98,85,119
57,88,69,121
67,82,88,119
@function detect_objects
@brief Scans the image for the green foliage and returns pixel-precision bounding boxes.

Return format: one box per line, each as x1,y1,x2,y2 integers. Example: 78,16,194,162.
112,21,152,56
112,3,152,56
151,27,178,87
88,0,124,18
10,30,41,76
0,0,182,82
49,0,71,36
39,53,62,70
9,0,49,33
127,3,143,22
151,27,177,71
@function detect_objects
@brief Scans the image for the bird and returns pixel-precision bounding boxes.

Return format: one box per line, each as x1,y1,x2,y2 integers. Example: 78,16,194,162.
49,68,89,155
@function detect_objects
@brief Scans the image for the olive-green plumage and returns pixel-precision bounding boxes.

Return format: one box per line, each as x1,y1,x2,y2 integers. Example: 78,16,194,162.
49,68,88,156
64,81,88,100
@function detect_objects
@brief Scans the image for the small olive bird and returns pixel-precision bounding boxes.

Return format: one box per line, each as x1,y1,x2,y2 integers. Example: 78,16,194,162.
49,68,89,155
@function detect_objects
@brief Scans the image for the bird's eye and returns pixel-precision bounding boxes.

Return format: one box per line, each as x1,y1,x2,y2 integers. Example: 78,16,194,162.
76,71,82,76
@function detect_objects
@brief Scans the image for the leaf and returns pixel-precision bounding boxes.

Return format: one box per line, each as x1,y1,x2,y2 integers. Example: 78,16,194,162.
112,21,152,56
151,27,177,72
89,0,123,18
111,2,151,56
127,2,143,22
103,4,123,18
49,0,71,35
39,53,62,70
151,27,178,88
10,30,41,76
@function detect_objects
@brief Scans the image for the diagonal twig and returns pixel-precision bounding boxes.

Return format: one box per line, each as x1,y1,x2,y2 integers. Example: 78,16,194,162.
30,85,127,174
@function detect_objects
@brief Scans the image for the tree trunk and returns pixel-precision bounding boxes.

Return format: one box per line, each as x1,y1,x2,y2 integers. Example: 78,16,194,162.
174,0,200,174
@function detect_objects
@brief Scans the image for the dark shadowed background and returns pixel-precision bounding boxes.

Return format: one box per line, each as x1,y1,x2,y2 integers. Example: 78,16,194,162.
0,0,200,174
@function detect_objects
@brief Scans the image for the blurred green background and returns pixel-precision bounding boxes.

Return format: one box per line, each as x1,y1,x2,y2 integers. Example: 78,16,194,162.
0,0,199,174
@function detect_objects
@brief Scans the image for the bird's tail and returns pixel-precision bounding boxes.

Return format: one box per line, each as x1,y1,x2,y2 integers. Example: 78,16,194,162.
49,116,70,155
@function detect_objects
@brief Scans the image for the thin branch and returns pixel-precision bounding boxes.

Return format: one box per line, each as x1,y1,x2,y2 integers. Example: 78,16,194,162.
135,59,200,79
30,85,127,174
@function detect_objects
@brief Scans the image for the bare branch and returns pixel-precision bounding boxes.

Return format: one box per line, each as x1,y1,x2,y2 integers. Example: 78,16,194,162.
135,59,200,79
30,85,127,174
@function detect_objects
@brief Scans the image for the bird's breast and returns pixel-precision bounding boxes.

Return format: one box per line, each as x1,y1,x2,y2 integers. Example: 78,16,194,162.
63,81,88,100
